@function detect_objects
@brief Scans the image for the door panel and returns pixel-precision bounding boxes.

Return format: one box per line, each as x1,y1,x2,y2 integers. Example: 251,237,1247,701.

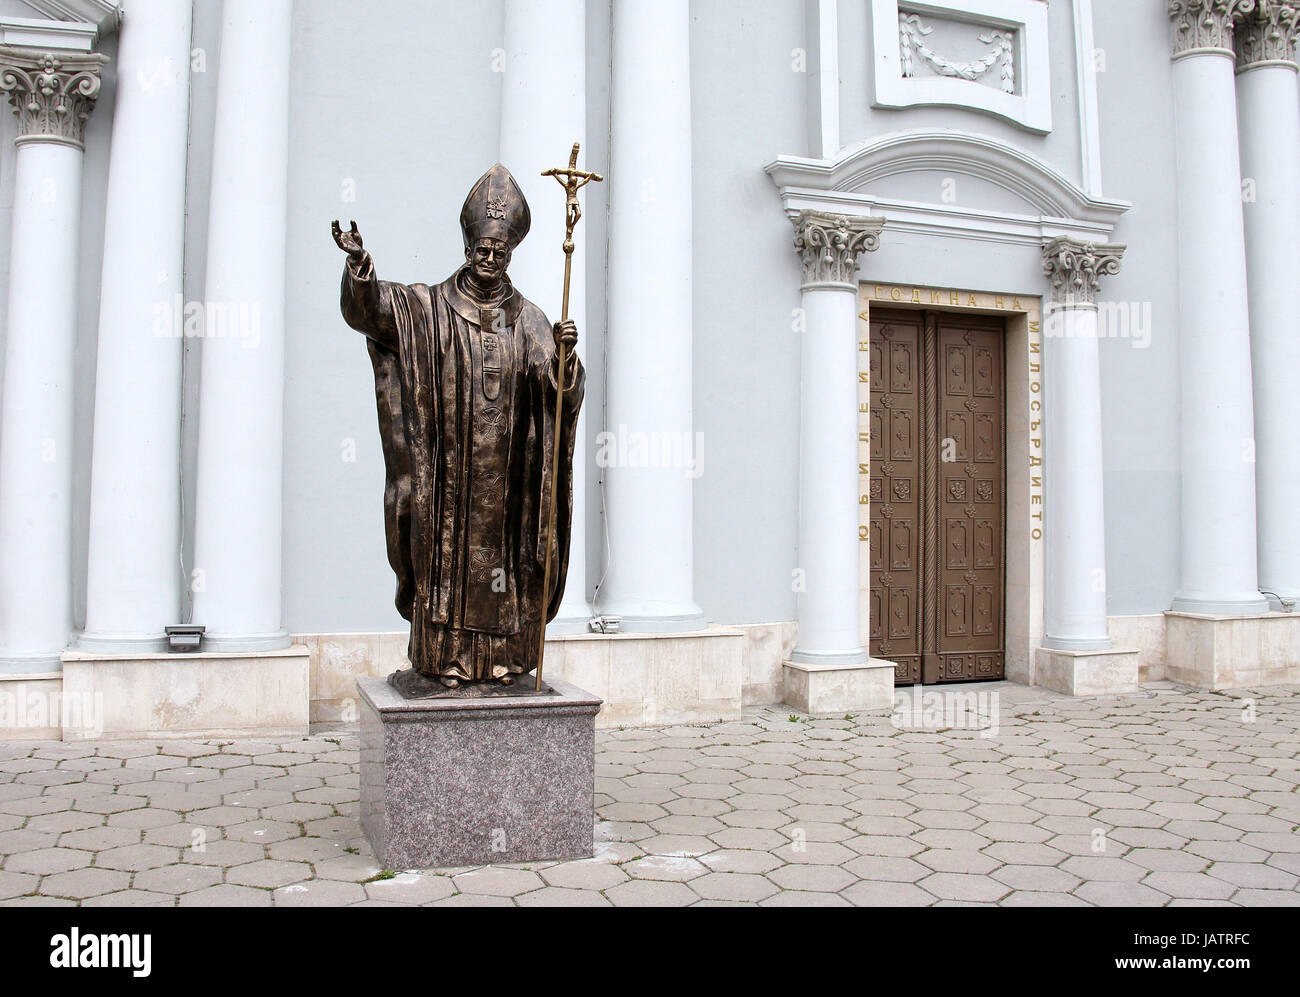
867,308,1006,685
928,315,1005,683
867,313,923,684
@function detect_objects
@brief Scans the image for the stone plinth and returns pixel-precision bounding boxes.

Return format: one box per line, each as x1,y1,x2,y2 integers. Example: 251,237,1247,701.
783,657,895,715
59,646,310,740
1165,611,1300,690
359,675,601,870
1034,646,1140,697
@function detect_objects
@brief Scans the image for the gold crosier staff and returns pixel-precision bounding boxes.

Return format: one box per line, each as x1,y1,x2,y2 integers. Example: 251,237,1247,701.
536,143,602,691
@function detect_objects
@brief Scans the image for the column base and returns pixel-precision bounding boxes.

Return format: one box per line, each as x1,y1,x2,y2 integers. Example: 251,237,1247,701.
58,645,310,740
1041,634,1113,652
783,656,894,715
790,646,870,666
0,652,64,676
73,631,169,655
1170,593,1269,615
1165,611,1300,690
599,608,708,635
1034,645,1140,697
194,630,293,653
358,674,600,869
545,612,595,636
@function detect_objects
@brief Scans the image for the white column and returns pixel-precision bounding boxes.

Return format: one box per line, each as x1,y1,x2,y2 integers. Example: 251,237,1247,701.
790,212,883,664
1235,3,1300,607
600,0,705,632
1167,1,1267,613
79,0,193,652
1041,239,1125,650
500,0,591,634
0,37,106,673
190,0,292,651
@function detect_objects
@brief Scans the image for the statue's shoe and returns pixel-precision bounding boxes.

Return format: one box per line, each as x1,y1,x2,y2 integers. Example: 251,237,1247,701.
388,667,457,699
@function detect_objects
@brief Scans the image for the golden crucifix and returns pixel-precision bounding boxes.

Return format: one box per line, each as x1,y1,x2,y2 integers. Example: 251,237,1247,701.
536,142,603,691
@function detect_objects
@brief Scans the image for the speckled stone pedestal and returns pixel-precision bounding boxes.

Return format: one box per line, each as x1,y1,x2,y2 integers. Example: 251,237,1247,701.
358,675,601,870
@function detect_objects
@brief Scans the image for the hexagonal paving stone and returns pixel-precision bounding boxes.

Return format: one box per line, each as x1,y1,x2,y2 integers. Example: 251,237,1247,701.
690,872,778,902
698,849,783,875
918,872,1011,903
179,885,272,907
134,863,223,895
991,865,1082,893
540,860,629,891
840,880,935,906
517,886,611,907
5,847,91,875
604,880,700,907
1074,880,1171,906
451,867,544,897
39,867,130,899
915,849,1002,875
95,844,180,872
766,863,856,893
83,890,174,907
226,860,313,889
274,880,368,906
363,873,457,905
0,870,38,900
1207,862,1299,891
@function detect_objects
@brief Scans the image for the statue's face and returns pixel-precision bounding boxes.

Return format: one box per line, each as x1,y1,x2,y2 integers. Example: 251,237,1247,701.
466,238,511,284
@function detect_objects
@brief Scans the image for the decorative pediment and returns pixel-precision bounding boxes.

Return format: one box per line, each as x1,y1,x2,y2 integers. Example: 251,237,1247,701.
765,129,1130,245
20,1,119,34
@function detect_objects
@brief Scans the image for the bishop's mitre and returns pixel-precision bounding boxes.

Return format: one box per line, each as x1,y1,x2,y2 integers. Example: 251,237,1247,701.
460,163,531,251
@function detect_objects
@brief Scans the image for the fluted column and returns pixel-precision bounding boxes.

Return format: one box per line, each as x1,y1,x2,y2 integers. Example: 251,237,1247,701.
790,211,883,664
190,0,292,650
0,38,106,673
79,0,194,652
1236,2,1300,607
1041,239,1125,649
1167,0,1267,613
600,0,705,632
499,0,591,633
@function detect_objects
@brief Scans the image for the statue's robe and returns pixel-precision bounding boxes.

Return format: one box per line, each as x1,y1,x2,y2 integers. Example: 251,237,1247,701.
340,255,583,681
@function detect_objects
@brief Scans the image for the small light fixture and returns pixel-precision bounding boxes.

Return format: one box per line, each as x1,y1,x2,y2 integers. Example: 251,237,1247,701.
1261,591,1295,614
165,624,205,652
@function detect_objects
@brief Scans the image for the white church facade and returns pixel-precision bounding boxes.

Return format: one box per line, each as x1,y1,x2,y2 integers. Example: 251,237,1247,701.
1,0,1298,740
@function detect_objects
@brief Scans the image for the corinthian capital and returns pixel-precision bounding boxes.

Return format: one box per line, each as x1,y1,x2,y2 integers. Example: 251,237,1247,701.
0,45,108,149
792,210,885,289
1168,0,1258,58
1235,1,1300,69
1042,237,1126,308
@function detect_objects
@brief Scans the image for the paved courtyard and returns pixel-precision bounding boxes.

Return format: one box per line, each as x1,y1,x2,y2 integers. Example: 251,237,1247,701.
0,680,1297,906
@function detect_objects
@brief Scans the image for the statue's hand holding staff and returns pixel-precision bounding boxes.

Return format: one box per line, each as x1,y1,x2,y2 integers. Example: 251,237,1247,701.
553,320,577,351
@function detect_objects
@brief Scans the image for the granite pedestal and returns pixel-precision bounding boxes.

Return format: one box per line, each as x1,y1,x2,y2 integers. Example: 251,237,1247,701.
358,674,601,869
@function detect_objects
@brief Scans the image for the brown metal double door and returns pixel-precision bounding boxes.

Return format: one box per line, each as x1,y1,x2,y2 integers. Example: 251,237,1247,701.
868,308,1006,685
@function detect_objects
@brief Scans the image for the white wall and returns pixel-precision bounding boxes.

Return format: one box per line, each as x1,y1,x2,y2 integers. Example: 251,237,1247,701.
0,0,1194,645
686,0,810,625
1092,0,1182,616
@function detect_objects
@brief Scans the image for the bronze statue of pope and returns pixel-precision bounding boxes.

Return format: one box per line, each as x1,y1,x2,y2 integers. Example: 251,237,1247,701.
331,164,583,694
